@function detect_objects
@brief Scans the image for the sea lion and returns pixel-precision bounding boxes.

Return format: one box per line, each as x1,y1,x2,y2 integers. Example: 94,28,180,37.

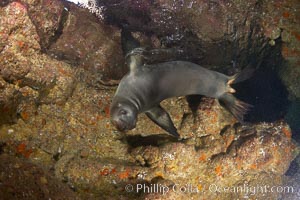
114,29,184,137
110,48,254,138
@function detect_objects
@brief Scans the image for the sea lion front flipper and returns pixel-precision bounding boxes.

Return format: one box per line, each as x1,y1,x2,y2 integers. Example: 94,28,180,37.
145,105,180,138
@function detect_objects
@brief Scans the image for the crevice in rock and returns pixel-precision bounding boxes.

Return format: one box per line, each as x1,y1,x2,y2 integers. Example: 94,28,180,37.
0,142,6,155
178,113,190,130
43,6,70,52
211,125,257,161
220,125,231,136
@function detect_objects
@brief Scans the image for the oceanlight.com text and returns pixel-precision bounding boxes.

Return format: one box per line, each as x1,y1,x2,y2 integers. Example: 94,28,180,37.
124,183,297,196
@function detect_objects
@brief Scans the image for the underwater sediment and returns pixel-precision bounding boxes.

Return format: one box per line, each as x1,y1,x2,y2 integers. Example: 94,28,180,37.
0,0,299,199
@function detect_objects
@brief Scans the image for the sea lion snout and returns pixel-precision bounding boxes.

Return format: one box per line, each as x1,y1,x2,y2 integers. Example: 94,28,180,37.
111,117,136,131
110,102,138,132
111,119,126,131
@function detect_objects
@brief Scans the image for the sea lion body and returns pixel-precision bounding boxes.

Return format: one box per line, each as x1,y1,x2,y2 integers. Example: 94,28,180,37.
114,61,229,113
110,30,253,137
110,60,251,137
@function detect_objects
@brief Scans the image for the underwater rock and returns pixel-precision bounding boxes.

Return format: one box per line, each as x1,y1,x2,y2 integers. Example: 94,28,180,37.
48,2,126,80
0,82,298,200
131,121,297,200
0,154,79,200
96,0,269,67
260,0,300,99
21,0,66,49
0,2,77,123
0,77,21,124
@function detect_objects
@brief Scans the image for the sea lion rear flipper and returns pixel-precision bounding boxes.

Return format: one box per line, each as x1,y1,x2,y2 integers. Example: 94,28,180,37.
145,105,180,138
228,65,256,85
218,93,253,123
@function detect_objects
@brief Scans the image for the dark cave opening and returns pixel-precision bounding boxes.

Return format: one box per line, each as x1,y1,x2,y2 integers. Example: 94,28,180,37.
230,39,290,124
234,62,290,123
232,41,300,144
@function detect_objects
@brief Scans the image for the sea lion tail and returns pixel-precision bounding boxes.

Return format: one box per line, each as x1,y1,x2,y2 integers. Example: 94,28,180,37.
218,93,252,122
228,65,255,85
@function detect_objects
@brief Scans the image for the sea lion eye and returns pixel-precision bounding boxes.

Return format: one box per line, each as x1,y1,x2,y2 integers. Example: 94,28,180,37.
120,110,127,115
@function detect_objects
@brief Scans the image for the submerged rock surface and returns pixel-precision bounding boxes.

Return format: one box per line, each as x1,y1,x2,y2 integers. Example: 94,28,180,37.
0,0,299,199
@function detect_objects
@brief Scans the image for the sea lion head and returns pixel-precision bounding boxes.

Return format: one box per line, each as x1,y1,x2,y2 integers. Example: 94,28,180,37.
110,99,138,132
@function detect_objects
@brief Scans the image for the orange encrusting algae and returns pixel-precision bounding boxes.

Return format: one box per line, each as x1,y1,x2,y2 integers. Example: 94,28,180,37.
16,143,33,158
282,11,290,18
100,168,110,176
215,165,222,176
119,168,131,179
20,111,30,121
99,168,118,176
199,153,207,162
282,127,292,139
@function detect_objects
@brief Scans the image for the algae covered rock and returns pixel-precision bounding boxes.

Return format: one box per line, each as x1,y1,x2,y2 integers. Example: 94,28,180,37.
47,1,126,80
0,154,80,200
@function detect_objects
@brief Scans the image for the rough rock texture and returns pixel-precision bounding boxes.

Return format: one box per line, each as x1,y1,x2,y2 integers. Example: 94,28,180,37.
47,2,126,80
0,88,298,199
22,0,66,49
97,0,267,67
0,0,299,200
0,154,80,200
261,0,300,99
0,1,76,124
